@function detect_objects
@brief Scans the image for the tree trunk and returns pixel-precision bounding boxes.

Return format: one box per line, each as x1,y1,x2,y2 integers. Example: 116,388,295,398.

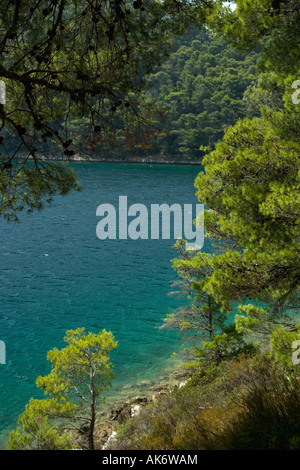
88,365,96,450
88,399,96,450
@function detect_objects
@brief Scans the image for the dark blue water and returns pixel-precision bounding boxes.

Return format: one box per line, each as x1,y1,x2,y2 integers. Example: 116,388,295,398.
0,163,203,448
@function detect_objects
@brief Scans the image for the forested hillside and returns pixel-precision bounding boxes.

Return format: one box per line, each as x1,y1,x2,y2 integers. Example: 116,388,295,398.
0,23,259,165
67,27,259,161
141,28,259,160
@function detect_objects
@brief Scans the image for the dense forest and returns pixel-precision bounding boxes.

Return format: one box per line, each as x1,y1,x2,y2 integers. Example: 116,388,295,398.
140,27,259,160
68,27,259,160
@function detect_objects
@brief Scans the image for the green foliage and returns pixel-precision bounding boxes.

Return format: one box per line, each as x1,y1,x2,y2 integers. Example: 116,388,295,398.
163,239,256,367
124,1,300,451
8,328,117,450
36,327,117,400
8,398,73,450
207,0,277,51
269,321,300,377
191,324,257,366
112,351,300,450
163,239,227,343
5,0,300,452
193,115,300,320
0,0,215,219
217,368,300,450
170,0,300,338
208,0,300,77
0,160,79,221
112,1,300,452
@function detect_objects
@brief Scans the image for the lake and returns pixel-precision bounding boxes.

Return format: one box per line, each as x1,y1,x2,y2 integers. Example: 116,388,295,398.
0,162,203,449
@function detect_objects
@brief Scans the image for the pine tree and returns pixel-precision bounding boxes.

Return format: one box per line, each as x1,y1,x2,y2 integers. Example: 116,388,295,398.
8,328,117,450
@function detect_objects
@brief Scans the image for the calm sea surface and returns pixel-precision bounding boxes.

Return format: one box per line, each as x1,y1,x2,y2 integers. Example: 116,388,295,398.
0,163,204,449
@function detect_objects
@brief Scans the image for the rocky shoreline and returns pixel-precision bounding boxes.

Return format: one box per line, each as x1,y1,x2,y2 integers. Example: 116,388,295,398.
68,156,203,166
93,368,190,450
25,152,203,167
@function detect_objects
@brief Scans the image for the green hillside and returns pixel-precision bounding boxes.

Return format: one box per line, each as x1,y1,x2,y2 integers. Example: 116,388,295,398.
140,28,259,160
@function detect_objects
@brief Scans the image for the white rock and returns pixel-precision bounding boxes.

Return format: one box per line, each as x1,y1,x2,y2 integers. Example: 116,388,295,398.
131,404,141,417
102,431,117,450
179,380,188,389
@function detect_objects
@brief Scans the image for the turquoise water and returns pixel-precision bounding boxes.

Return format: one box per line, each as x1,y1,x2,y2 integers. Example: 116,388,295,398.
0,163,203,449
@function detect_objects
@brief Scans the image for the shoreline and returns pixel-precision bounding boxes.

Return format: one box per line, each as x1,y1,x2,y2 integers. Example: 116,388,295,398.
26,155,203,167
68,158,203,167
94,364,190,450
0,355,189,450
